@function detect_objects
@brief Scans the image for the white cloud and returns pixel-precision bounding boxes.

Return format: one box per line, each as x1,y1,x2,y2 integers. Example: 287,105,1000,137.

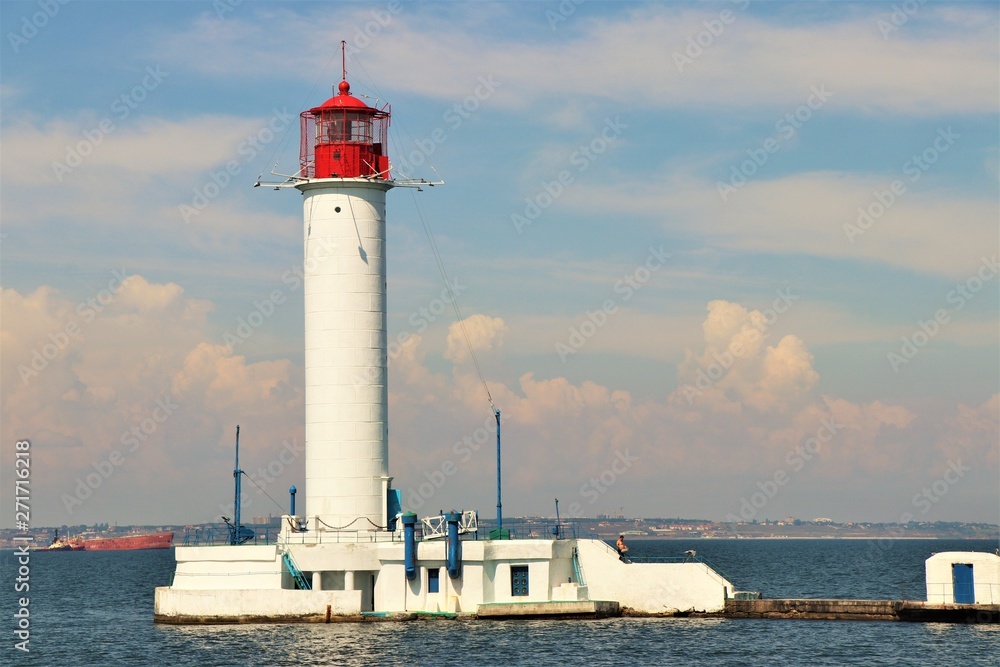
571,170,998,279
0,276,303,526
444,314,508,364
387,307,998,521
677,300,819,414
2,288,994,524
153,5,997,116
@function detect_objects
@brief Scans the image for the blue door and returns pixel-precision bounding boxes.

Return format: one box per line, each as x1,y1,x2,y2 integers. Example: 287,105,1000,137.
952,563,974,604
511,566,529,597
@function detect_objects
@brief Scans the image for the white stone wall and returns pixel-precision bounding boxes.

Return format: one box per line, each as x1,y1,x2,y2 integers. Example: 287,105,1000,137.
576,538,733,613
925,551,1000,604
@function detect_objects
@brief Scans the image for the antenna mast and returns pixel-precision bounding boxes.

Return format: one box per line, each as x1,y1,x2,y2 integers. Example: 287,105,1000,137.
341,40,347,81
231,425,242,545
496,409,502,534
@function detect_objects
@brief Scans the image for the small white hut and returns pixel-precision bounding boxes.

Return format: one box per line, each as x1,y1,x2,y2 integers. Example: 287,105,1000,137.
925,551,1000,605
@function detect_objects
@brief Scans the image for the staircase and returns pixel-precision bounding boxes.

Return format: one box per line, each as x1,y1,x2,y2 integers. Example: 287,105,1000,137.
572,546,587,586
282,550,311,590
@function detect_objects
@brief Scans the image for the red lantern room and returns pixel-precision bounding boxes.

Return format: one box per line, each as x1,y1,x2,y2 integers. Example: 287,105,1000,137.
299,78,390,180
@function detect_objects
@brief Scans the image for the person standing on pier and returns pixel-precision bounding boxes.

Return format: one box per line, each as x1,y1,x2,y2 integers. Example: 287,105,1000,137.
616,535,630,561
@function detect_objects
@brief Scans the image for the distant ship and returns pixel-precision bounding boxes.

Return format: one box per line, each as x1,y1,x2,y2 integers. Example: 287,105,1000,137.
34,531,174,551
78,531,174,551
34,528,84,551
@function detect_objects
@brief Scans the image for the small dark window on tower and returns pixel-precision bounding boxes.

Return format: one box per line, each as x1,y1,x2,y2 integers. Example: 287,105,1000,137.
511,565,529,596
334,207,341,213
428,568,440,593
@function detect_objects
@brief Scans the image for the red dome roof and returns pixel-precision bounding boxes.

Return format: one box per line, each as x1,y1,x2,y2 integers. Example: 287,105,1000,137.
310,80,375,113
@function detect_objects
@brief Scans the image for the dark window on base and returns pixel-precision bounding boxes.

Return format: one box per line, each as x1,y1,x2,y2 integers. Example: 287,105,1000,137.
511,565,529,596
428,568,440,593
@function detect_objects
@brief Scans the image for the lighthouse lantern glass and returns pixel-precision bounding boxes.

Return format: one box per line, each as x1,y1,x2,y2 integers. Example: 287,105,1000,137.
299,94,390,180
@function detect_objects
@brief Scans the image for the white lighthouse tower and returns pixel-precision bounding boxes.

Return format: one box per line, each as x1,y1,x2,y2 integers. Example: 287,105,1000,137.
296,76,394,532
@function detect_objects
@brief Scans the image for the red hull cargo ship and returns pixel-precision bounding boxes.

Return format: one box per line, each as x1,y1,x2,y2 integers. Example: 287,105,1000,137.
80,531,174,551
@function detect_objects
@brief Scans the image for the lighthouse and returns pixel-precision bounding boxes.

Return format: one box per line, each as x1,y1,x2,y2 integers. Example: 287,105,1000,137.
155,57,737,623
296,74,394,532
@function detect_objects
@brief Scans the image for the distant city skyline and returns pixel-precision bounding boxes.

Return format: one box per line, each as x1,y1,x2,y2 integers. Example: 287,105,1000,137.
1,1,997,528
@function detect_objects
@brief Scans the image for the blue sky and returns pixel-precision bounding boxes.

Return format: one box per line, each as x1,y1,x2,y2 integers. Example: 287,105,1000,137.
1,1,997,527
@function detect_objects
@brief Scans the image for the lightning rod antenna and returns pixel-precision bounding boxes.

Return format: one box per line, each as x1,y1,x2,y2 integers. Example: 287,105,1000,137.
341,40,347,81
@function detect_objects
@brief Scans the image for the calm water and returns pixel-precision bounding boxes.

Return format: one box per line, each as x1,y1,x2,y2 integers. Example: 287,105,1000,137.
3,539,998,666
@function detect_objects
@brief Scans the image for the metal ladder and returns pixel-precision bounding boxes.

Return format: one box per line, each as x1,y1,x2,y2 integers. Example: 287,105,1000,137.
282,550,311,590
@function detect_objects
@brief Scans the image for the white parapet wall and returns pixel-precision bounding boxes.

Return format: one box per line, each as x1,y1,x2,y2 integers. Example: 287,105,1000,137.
288,541,384,573
169,545,284,590
926,551,1000,604
154,588,362,622
575,538,733,613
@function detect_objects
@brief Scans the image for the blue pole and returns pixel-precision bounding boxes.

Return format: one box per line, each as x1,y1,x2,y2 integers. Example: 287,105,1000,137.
446,511,461,579
555,498,561,539
495,409,502,533
402,512,417,580
289,485,297,517
233,425,241,545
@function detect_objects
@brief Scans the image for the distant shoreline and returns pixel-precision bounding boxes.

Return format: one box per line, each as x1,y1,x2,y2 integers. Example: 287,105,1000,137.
610,535,999,541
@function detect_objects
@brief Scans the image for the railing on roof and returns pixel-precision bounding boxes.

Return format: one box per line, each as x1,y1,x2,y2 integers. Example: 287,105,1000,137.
280,530,404,545
182,524,279,546
421,511,478,540
626,552,736,587
477,518,594,541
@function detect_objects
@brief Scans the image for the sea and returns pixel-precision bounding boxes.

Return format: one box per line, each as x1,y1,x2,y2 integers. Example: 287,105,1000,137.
3,538,997,666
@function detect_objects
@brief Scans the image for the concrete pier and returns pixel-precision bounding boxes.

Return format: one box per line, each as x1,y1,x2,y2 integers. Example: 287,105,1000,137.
477,600,620,619
723,598,1000,623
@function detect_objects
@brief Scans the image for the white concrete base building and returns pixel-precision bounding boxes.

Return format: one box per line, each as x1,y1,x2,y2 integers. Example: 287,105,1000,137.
155,519,735,622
